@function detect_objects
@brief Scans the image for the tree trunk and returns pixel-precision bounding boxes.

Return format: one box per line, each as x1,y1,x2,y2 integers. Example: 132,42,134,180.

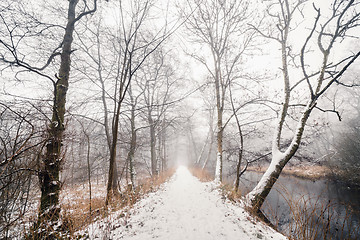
105,142,120,205
214,114,223,182
127,98,137,189
149,116,157,176
229,83,244,192
112,160,119,191
36,0,78,237
85,133,92,216
161,119,167,171
195,133,209,166
234,150,243,192
202,128,214,170
158,126,162,172
188,125,198,163
246,101,314,211
105,103,121,205
234,125,244,191
214,54,224,183
245,18,292,211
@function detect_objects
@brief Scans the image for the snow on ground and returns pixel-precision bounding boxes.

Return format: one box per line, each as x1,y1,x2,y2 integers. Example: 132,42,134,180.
78,166,287,240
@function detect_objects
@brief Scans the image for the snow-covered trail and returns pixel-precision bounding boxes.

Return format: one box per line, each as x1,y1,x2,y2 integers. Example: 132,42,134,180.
82,166,286,240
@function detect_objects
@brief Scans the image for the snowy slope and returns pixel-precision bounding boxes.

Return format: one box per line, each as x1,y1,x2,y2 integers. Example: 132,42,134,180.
79,166,287,240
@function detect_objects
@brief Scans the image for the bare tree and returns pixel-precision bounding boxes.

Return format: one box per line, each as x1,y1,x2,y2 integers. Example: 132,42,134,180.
182,0,257,182
246,0,360,213
0,101,43,239
124,84,142,189
136,47,179,176
228,84,244,191
0,0,98,236
75,0,175,204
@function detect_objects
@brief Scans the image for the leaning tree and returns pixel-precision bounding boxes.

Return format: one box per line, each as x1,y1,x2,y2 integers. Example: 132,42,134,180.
246,0,360,213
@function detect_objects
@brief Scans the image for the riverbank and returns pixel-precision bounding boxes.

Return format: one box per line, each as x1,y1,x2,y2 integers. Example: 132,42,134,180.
247,164,360,188
247,164,331,180
240,167,360,240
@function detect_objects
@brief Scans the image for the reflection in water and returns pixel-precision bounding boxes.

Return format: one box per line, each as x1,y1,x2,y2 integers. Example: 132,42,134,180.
236,171,360,239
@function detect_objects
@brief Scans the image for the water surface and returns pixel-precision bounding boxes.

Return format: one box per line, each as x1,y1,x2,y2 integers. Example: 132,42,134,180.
235,171,360,239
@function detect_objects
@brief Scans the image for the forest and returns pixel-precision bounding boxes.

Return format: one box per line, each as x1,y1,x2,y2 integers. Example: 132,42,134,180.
0,0,359,239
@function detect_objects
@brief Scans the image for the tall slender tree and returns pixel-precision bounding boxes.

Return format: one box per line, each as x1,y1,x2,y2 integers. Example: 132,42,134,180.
136,47,178,176
182,0,257,182
75,0,174,203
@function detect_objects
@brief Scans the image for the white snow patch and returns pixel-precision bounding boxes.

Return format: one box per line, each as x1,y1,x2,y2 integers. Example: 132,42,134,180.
78,166,286,240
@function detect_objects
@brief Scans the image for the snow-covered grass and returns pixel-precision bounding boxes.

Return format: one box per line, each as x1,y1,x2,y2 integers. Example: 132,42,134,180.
3,170,175,239
60,182,107,235
76,166,287,240
1,186,39,239
59,169,175,236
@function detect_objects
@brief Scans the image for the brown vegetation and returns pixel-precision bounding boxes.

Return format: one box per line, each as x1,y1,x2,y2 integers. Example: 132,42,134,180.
247,164,331,181
266,186,360,240
189,167,214,182
30,169,176,238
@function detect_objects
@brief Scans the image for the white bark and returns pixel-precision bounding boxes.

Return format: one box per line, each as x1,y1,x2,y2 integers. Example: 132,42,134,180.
214,151,222,184
246,99,314,207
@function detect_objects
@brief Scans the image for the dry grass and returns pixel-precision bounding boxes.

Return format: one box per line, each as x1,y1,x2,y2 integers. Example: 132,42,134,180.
137,168,176,194
247,164,331,180
218,183,243,203
59,168,176,237
263,185,360,240
61,196,106,236
189,167,214,182
282,165,331,180
189,167,242,204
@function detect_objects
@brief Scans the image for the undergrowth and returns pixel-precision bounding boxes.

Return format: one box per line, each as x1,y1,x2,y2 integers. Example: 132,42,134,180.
265,185,360,240
189,167,213,182
25,169,175,239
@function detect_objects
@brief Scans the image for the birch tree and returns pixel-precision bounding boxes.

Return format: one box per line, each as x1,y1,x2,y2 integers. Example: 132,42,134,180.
182,0,257,182
246,0,360,213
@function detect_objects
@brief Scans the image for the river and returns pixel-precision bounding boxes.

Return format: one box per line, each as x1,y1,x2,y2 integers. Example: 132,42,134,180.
234,171,360,239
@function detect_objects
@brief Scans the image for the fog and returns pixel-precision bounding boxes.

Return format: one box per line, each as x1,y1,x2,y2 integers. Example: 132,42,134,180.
0,0,359,239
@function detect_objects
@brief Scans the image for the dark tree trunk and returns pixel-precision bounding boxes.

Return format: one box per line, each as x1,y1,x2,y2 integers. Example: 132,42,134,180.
149,116,157,176
105,103,121,205
234,148,243,192
161,120,167,171
36,0,78,237
127,97,137,189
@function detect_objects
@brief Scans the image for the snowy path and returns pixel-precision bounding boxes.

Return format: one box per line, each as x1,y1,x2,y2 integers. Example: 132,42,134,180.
82,167,286,239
